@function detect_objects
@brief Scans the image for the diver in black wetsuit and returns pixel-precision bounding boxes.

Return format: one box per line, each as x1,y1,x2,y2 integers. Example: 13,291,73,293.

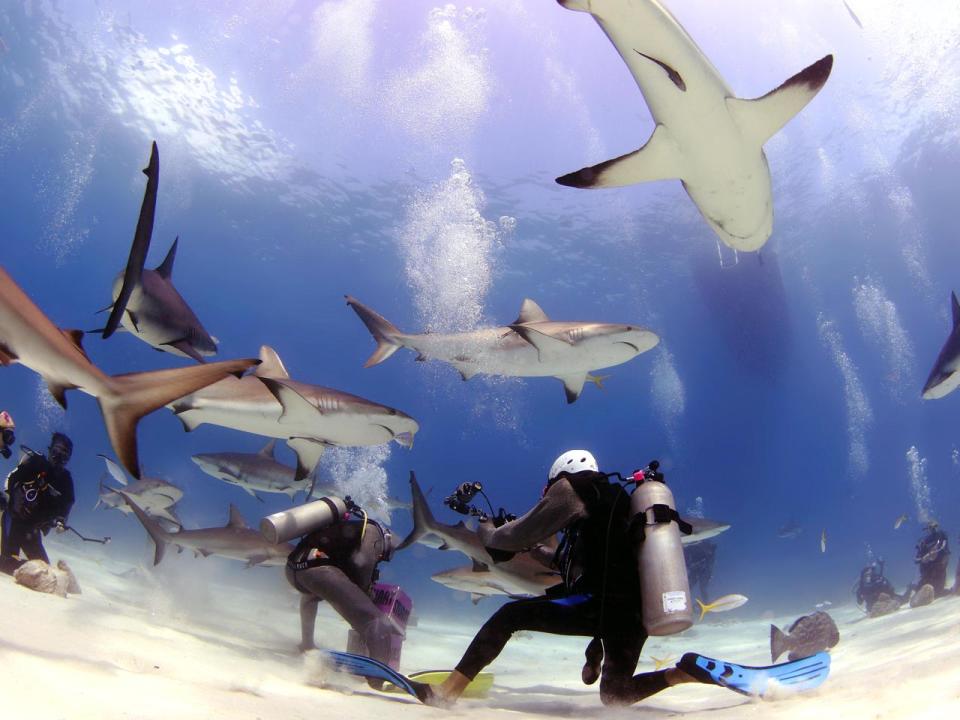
0,411,15,460
0,433,75,575
914,521,950,598
285,502,399,666
423,450,712,707
684,540,717,601
853,559,901,612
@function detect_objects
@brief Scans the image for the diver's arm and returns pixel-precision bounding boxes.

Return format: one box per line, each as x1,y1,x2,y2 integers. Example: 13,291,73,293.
479,478,588,554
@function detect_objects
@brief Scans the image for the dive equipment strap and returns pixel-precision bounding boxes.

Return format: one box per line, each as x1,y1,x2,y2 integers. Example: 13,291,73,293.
630,503,693,541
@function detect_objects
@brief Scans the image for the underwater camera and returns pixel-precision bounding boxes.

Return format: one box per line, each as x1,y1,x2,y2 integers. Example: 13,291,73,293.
443,481,516,527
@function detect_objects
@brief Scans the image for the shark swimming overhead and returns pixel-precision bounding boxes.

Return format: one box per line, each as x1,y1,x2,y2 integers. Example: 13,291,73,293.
0,265,258,478
555,0,834,252
347,295,659,403
98,142,218,362
122,493,292,567
95,455,183,530
922,291,960,400
169,345,419,481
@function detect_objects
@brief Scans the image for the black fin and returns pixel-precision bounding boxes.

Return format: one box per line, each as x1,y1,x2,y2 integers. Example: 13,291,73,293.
155,236,178,279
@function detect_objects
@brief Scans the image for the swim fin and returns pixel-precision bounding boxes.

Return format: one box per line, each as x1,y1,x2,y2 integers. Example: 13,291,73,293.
320,650,426,700
678,651,831,696
383,670,494,698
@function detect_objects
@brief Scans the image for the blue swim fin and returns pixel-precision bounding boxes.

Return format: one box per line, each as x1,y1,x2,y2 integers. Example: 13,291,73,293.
678,652,831,696
320,650,425,700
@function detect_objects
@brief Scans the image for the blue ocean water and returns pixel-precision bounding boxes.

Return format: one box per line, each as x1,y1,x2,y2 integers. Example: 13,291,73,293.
1,0,959,635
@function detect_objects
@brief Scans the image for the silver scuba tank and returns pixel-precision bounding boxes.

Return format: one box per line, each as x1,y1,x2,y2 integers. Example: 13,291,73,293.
629,464,693,635
260,496,347,544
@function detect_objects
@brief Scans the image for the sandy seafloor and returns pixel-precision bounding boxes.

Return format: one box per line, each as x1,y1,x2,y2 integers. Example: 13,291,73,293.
1,541,958,720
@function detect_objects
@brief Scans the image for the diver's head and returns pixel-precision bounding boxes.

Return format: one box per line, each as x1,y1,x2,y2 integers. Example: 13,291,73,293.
0,411,14,459
48,432,73,467
924,519,940,533
547,449,598,487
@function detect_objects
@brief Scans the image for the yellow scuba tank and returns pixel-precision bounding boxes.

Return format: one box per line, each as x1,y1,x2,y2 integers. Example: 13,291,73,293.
629,462,693,635
260,496,347,544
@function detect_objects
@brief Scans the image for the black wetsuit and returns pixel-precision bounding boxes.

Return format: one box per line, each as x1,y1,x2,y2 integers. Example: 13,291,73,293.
0,453,75,574
684,540,716,601
854,566,898,611
285,517,399,663
915,528,950,598
454,471,671,707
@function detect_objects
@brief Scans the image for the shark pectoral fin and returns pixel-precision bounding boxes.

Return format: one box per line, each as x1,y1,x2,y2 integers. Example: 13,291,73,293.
98,454,129,486
556,124,681,188
155,236,178,279
558,374,588,404
196,549,214,558
45,378,74,409
60,328,91,362
0,343,18,365
510,324,572,362
246,556,269,568
163,338,206,363
260,377,319,423
172,409,202,433
286,437,326,482
727,54,834,146
255,345,290,379
513,298,550,325
258,439,278,458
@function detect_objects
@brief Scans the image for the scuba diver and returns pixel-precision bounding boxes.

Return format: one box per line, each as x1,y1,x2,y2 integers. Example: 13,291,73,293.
0,432,75,574
684,539,717,601
913,521,950,598
853,559,901,612
0,411,15,460
278,497,401,667
422,450,716,707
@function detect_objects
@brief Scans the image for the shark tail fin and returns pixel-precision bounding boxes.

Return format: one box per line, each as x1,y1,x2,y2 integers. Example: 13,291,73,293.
396,471,437,551
121,492,171,566
99,358,259,480
345,295,404,367
103,141,160,340
727,55,833,147
770,624,790,663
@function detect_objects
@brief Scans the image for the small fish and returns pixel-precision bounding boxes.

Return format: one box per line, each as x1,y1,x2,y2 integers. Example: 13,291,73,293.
820,529,827,554
650,655,675,670
894,513,908,530
777,520,802,539
842,1,864,29
695,593,749,621
771,611,839,662
815,601,833,610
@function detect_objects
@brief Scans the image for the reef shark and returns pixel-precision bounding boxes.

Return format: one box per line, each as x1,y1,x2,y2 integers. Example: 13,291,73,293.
347,296,659,403
191,439,412,511
399,473,730,601
98,141,218,362
0,265,257,478
922,291,960,400
555,0,833,252
169,345,419,481
122,493,292,567
95,455,182,530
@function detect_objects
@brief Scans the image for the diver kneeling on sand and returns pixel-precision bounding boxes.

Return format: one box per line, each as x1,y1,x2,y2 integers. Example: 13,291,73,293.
263,495,404,672
423,450,736,707
0,432,75,575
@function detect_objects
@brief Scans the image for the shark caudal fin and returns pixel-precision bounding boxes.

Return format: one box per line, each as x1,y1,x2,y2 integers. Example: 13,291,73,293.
99,357,258,480
396,471,438,551
770,624,790,663
103,141,159,340
121,492,172,566
345,295,404,367
727,55,833,147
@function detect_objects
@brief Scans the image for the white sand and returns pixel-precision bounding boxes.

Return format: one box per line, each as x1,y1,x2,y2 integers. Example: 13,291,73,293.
1,541,959,720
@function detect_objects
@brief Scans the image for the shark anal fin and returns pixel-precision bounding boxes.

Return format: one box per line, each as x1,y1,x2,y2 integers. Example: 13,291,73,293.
156,236,178,279
45,379,73,409
556,124,681,188
0,343,18,365
559,373,588,404
727,55,833,146
634,50,686,91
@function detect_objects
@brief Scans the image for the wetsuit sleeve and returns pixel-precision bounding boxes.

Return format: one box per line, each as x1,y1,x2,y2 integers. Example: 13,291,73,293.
479,478,588,553
51,470,75,522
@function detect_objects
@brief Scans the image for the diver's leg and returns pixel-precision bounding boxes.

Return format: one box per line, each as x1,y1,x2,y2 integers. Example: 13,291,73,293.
21,526,48,563
0,517,27,575
299,595,320,651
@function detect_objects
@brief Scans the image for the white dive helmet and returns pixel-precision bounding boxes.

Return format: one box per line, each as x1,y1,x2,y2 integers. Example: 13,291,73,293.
548,450,598,482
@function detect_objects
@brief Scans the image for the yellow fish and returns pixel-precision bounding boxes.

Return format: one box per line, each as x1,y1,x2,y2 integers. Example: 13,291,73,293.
820,529,827,553
894,514,908,530
650,655,675,670
695,593,749,621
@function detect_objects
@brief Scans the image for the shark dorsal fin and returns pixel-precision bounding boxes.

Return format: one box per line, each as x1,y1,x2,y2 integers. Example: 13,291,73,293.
952,291,960,329
255,345,290,379
258,439,277,458
513,299,549,325
226,504,248,529
155,237,178,279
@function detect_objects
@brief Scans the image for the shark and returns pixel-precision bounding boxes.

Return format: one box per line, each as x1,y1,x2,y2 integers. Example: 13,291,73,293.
399,472,730,601
922,291,960,400
98,142,218,362
191,439,413,511
0,265,257,478
169,345,419,481
122,493,293,567
347,295,659,403
95,454,183,530
554,0,834,252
